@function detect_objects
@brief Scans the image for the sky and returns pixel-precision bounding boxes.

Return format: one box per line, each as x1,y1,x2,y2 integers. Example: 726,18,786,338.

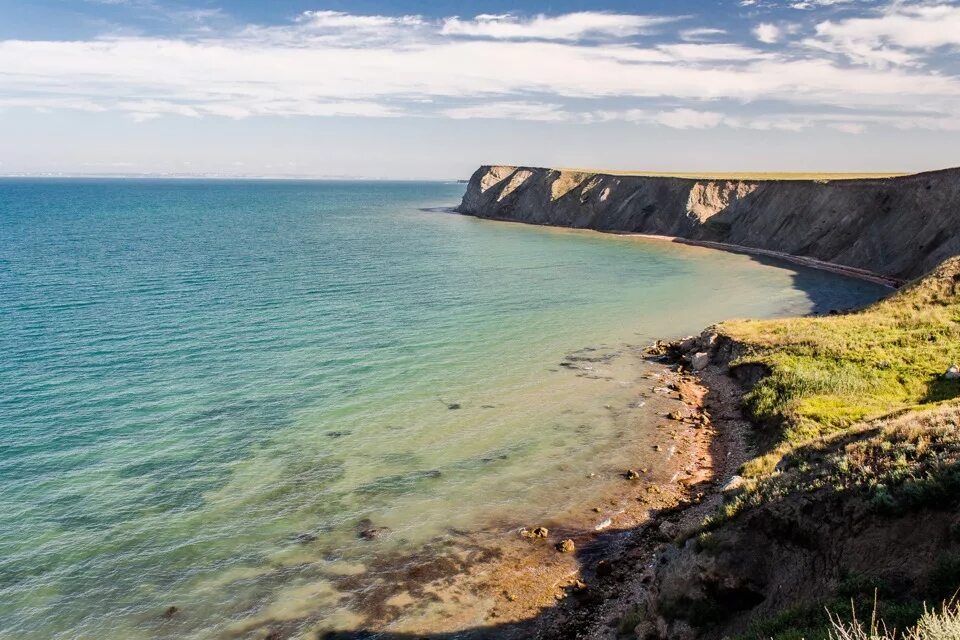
0,0,959,179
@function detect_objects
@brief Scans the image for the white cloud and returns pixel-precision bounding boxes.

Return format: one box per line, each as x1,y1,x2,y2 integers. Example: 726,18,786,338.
679,27,728,42
753,23,782,43
297,10,425,30
657,43,771,61
440,101,570,121
0,8,959,134
440,12,677,41
656,108,725,129
807,3,960,66
791,0,858,9
829,122,866,133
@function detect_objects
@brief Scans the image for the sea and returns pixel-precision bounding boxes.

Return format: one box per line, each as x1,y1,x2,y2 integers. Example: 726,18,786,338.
0,178,889,638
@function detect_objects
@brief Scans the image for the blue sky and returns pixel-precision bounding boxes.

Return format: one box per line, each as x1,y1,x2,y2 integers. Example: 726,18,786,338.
1,0,959,178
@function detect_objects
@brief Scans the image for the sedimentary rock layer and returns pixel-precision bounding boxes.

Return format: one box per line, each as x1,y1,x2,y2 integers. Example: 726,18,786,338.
456,165,960,281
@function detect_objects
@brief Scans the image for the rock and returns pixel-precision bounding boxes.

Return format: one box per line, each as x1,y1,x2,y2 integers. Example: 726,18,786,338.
521,526,549,539
946,364,960,379
689,352,710,371
667,411,684,421
162,606,179,619
358,526,389,540
570,579,588,591
557,539,576,553
291,532,318,544
722,475,747,493
595,518,613,531
658,520,679,540
700,331,718,349
626,469,642,480
447,403,462,410
678,336,697,352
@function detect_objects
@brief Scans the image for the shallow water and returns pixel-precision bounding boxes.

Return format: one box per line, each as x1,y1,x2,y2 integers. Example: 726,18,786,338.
0,179,888,638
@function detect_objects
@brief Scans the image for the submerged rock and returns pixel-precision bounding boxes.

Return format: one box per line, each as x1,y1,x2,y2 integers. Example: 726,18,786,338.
625,469,642,480
162,606,179,619
291,532,318,544
357,517,390,540
358,527,389,540
521,526,549,539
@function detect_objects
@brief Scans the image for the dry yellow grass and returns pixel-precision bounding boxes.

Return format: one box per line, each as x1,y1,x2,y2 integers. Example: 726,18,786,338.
553,168,909,181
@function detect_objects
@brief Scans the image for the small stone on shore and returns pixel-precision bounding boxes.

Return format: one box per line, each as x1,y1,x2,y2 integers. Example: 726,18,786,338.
595,559,613,577
521,526,549,539
557,539,576,553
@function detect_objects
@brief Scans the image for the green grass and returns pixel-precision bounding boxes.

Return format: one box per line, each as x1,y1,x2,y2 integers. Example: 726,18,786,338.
738,564,960,640
693,256,960,532
721,256,960,448
668,258,960,640
702,406,960,531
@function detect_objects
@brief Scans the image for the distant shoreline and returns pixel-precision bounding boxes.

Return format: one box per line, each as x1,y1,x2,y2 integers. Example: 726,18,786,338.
458,211,902,288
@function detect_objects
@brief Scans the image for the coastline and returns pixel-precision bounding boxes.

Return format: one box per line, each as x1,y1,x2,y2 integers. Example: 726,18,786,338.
307,342,754,639
458,212,901,289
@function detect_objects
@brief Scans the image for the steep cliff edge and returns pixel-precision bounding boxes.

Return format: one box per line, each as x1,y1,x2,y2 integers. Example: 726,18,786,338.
456,165,960,281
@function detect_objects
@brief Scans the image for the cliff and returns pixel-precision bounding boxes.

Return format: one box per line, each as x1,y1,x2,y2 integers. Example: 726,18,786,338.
456,165,960,281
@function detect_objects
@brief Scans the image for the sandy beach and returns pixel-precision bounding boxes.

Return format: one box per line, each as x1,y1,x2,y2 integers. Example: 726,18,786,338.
246,341,752,640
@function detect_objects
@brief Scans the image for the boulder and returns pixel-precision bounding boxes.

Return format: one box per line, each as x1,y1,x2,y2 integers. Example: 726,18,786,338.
945,364,960,379
689,352,710,371
557,539,576,553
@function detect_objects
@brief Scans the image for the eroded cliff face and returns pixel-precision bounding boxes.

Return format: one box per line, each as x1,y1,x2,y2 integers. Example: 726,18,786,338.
456,165,960,280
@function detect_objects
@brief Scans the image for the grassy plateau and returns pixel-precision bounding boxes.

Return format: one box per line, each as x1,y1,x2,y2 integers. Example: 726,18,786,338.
685,257,960,640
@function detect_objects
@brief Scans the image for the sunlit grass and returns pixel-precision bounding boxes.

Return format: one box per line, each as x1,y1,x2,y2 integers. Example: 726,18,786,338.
552,168,909,181
720,256,960,446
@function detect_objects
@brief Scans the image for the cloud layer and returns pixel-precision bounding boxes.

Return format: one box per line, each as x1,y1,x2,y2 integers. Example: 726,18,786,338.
1,2,959,133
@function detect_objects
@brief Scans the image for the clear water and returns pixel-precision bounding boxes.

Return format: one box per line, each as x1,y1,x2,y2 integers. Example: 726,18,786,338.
0,179,888,638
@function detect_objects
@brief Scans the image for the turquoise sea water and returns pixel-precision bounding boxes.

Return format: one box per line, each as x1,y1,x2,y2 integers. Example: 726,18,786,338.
0,179,888,638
